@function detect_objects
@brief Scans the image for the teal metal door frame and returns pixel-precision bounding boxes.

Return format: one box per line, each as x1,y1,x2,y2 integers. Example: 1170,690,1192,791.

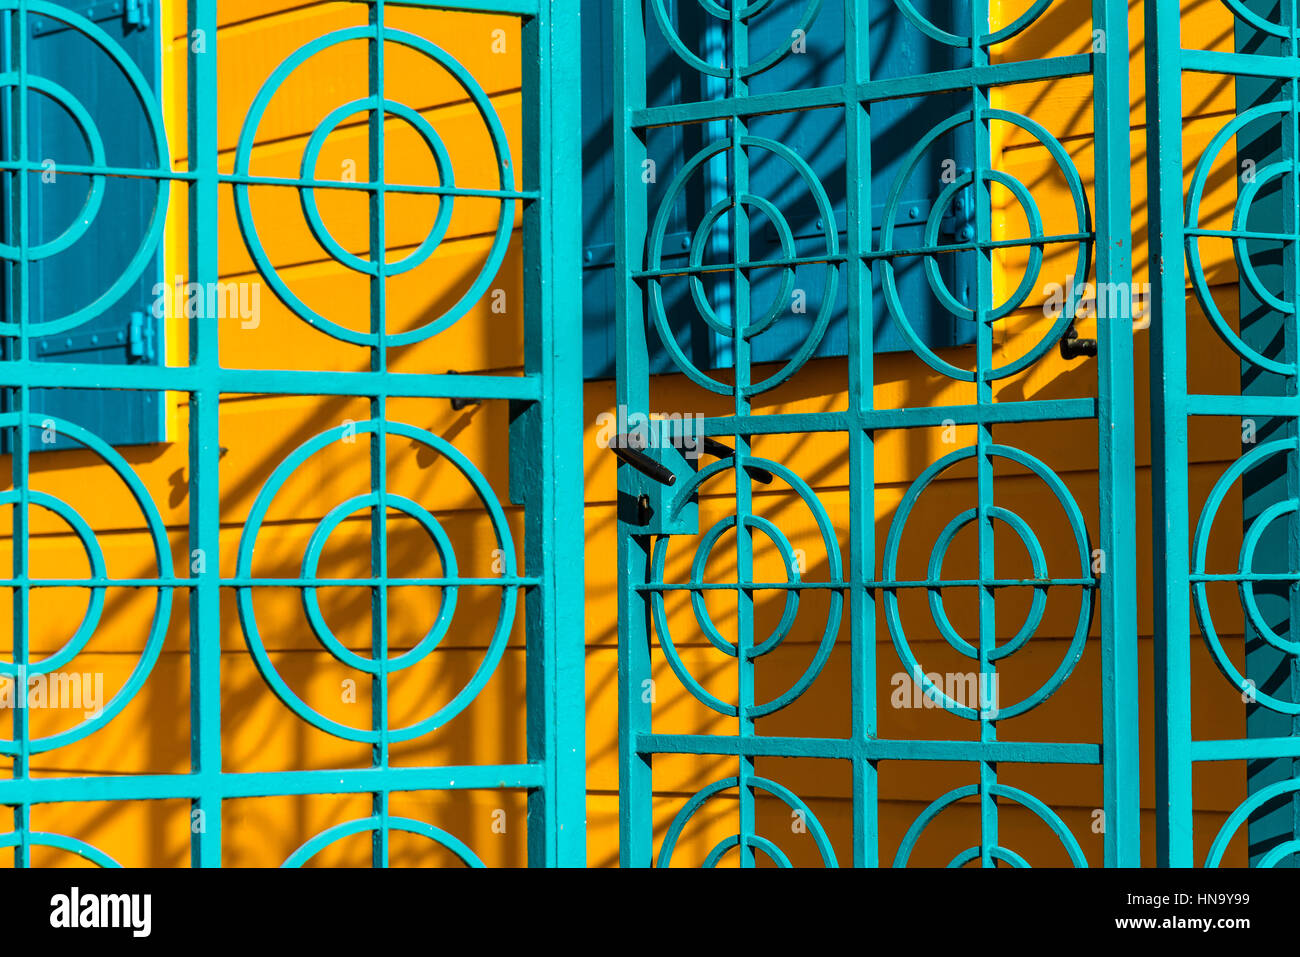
0,0,584,867
615,0,1138,867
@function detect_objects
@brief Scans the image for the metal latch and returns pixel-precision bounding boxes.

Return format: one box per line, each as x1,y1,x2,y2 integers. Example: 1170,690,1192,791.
1059,320,1097,360
609,433,775,536
608,435,697,536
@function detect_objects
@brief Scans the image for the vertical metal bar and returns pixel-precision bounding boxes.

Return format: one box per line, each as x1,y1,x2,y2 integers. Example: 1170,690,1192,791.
1145,0,1194,866
367,0,391,869
969,0,999,869
726,2,759,869
845,0,878,868
187,0,222,867
703,15,732,370
1093,0,1139,867
1284,0,1300,862
615,0,654,867
522,0,585,867
8,0,31,870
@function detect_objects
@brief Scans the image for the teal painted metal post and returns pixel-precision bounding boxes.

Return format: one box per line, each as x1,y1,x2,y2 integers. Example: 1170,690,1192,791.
5,0,33,870
1145,0,1193,868
1093,0,1140,868
367,0,391,868
188,0,222,868
614,0,654,868
520,0,586,867
845,0,878,869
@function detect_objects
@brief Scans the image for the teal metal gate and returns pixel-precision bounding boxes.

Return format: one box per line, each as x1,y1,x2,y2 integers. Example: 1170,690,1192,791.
614,0,1139,866
1147,0,1300,868
0,0,584,867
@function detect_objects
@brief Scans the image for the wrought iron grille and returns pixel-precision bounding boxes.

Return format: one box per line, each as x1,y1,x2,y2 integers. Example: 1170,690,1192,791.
614,0,1139,867
1148,0,1300,867
0,0,583,867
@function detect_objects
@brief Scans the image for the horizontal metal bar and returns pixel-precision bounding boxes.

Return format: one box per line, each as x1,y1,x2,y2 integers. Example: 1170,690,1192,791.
684,399,1097,440
1186,227,1295,242
867,577,1097,589
863,399,1099,428
0,363,541,401
1189,572,1300,583
634,86,846,129
635,251,849,280
0,764,546,805
636,580,847,592
863,231,1094,263
1187,394,1300,417
225,576,539,588
0,576,540,588
700,412,854,436
218,172,538,202
636,577,1094,592
1182,48,1300,79
639,733,1103,764
0,160,192,182
0,578,186,588
631,54,1094,128
1190,737,1300,762
382,0,538,15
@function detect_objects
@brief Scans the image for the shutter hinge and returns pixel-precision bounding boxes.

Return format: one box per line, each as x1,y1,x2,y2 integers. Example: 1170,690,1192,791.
128,311,155,362
125,0,150,29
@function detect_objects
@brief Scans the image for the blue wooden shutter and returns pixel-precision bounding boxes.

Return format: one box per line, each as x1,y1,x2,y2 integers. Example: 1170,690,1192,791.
581,0,975,380
3,0,165,449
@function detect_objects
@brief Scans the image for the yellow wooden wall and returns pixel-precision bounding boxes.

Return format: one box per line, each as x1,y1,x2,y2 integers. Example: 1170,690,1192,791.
0,0,1254,866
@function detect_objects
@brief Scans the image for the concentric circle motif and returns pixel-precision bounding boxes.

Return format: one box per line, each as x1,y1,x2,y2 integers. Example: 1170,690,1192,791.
283,816,484,868
1214,0,1298,37
879,109,1092,382
649,456,843,717
236,420,517,743
0,0,169,337
0,832,120,867
649,0,823,79
882,444,1095,721
232,26,514,346
1187,102,1299,376
893,783,1087,867
1207,780,1300,867
892,0,1056,47
647,136,839,396
658,775,837,867
0,413,173,756
1192,439,1300,715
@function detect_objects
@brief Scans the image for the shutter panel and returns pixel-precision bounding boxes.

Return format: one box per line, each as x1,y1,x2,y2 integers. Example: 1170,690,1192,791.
581,0,976,380
5,0,164,450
